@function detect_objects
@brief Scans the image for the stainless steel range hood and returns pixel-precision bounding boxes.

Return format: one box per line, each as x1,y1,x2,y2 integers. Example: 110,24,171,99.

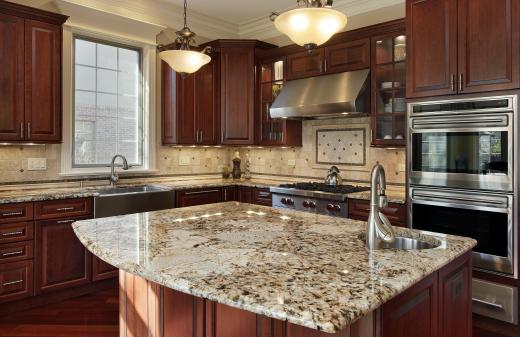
270,69,370,119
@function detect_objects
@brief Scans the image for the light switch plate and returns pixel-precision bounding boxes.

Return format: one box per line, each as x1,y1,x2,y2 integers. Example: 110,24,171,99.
288,159,296,166
28,158,47,171
179,156,191,166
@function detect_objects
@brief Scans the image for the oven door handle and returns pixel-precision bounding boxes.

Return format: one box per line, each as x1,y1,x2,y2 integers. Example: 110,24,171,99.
413,192,508,208
410,114,510,130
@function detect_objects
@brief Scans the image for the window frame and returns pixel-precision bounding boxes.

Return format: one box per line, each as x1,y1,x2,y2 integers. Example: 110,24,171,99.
71,34,145,168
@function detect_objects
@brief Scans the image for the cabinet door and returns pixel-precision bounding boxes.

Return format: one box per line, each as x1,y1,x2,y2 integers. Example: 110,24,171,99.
92,256,117,281
238,186,254,204
382,273,438,337
406,0,458,98
35,217,91,294
176,189,223,208
162,61,177,145
286,49,325,80
223,186,238,202
24,20,61,142
0,13,24,141
324,39,370,74
458,0,520,93
196,61,219,145
220,47,255,145
176,72,198,144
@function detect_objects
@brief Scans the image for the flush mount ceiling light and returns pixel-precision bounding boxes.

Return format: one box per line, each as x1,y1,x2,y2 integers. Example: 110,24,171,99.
159,0,211,75
270,0,347,51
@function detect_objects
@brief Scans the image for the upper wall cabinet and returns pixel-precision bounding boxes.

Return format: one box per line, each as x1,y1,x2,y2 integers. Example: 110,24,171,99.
162,60,219,145
407,0,520,98
286,38,370,80
0,2,67,143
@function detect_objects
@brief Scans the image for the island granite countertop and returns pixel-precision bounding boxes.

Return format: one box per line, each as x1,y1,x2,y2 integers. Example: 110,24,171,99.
73,202,475,333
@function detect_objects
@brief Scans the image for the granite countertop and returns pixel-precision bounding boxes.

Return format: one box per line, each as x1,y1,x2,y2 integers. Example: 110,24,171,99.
0,178,406,205
73,202,475,333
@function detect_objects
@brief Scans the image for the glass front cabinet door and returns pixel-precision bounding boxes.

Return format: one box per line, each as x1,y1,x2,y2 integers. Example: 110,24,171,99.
371,33,406,147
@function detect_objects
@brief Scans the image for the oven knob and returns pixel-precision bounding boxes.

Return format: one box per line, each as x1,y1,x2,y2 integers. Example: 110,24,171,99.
302,200,310,208
308,201,316,208
286,198,294,206
327,204,335,211
281,197,287,204
334,205,341,212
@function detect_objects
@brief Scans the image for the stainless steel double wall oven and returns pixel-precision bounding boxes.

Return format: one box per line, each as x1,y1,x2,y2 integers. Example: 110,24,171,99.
408,95,517,276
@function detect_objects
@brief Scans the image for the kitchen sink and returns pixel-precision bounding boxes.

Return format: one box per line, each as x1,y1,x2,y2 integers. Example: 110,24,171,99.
359,234,441,250
94,185,175,218
377,236,441,250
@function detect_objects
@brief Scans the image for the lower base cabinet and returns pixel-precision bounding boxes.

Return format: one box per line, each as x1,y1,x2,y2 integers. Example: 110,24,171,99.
348,199,407,227
92,257,118,281
0,260,33,304
176,188,223,207
120,252,472,337
176,186,273,207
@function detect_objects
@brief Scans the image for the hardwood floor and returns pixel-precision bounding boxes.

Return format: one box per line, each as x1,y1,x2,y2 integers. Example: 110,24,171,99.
0,287,517,337
0,287,118,337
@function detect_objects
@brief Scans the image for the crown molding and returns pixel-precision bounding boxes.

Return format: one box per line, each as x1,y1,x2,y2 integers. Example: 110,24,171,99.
238,0,404,41
54,0,238,42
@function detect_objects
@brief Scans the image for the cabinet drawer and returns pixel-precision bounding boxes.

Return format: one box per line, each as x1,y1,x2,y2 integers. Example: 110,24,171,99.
347,199,407,227
34,198,93,220
0,222,33,244
0,203,33,224
0,241,33,264
253,188,272,206
176,188,223,208
0,260,33,303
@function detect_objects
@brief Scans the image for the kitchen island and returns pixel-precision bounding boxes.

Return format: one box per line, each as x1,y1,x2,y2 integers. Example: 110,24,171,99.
73,202,476,337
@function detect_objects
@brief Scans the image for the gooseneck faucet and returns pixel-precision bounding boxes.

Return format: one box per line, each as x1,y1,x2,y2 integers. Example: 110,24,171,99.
109,154,129,186
366,163,396,250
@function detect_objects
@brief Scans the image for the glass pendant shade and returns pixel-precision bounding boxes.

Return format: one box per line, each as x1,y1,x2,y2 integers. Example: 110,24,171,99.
159,49,211,74
274,7,347,48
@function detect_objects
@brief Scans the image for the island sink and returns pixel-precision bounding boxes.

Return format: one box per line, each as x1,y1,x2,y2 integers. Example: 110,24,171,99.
73,202,476,337
358,234,442,250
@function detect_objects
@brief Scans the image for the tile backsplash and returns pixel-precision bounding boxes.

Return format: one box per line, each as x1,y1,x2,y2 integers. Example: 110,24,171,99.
0,117,405,185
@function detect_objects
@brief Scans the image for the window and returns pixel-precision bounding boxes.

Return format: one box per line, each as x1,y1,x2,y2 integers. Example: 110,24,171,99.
73,36,143,167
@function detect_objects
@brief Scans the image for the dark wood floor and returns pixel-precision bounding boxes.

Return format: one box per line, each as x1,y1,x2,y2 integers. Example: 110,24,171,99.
0,287,518,337
0,288,118,337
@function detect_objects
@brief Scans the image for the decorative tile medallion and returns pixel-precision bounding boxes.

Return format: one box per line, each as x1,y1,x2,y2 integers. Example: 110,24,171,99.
316,128,366,166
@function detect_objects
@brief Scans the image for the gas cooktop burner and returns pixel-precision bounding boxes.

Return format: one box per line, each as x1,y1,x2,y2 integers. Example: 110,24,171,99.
277,183,370,194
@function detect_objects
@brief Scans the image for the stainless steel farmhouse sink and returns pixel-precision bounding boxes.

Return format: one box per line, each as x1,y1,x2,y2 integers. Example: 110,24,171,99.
94,185,175,218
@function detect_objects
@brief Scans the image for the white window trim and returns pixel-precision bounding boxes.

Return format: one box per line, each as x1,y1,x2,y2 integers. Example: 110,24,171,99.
60,26,157,176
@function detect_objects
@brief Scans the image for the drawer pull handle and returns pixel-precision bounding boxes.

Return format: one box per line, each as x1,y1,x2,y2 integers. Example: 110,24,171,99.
472,298,505,311
2,231,24,237
1,211,23,217
3,279,23,286
2,250,24,257
56,207,75,211
258,192,271,197
57,219,75,224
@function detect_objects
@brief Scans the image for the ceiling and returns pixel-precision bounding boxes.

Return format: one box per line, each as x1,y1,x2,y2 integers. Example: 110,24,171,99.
160,0,298,25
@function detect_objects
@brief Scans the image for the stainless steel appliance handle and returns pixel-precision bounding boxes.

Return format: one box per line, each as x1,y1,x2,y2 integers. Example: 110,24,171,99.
411,115,509,129
413,192,507,207
473,298,504,311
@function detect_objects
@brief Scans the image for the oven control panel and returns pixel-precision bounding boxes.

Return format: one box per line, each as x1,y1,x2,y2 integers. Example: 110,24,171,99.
272,194,347,218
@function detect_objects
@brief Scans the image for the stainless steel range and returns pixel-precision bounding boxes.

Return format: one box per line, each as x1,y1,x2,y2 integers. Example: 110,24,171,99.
270,182,370,217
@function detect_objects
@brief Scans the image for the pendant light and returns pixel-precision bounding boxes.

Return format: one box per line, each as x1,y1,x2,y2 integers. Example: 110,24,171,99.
270,0,347,51
159,0,211,75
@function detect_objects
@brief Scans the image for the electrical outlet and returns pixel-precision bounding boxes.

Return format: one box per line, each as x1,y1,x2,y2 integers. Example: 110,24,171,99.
398,163,406,172
179,156,191,166
28,158,47,171
288,159,296,166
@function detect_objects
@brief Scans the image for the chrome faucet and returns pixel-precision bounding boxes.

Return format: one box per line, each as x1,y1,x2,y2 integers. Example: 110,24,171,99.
109,154,129,186
366,163,395,250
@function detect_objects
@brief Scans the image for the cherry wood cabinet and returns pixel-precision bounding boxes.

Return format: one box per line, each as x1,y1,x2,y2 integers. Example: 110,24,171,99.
0,2,66,143
257,57,302,146
0,260,33,304
407,0,520,98
92,257,117,282
0,12,24,141
219,43,256,145
223,186,238,202
175,188,223,208
162,60,219,145
286,39,370,80
347,199,407,227
34,216,92,294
